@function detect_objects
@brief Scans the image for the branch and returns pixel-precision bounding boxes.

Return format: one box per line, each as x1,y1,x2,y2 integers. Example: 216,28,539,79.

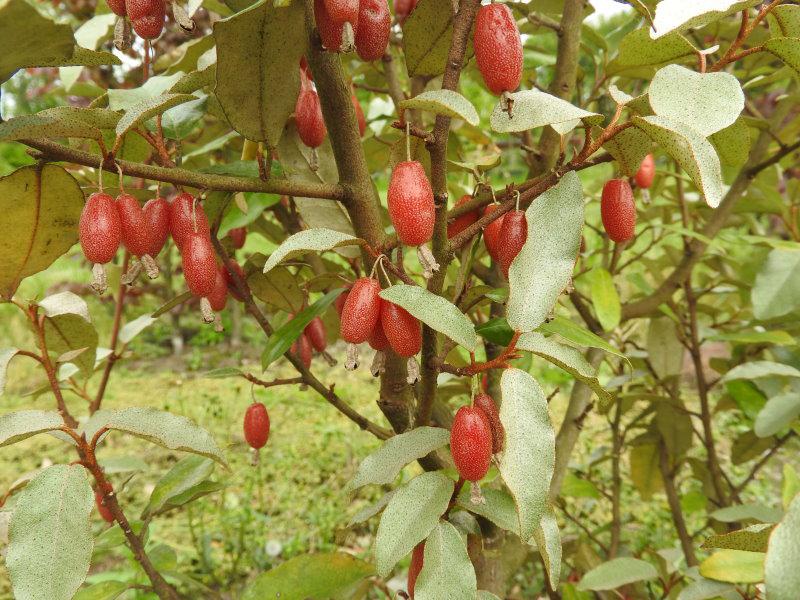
734,432,795,494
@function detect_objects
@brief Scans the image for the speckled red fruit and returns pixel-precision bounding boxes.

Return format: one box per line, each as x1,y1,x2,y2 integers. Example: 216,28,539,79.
447,195,479,239
334,288,349,316
498,209,527,277
394,0,417,24
601,179,636,243
451,405,493,482
143,197,170,257
222,259,246,302
296,88,327,149
208,266,229,312
368,316,390,351
127,0,165,39
291,332,313,368
95,490,114,523
80,192,122,265
355,0,390,61
473,393,504,453
305,316,327,352
474,4,522,96
107,0,126,15
229,227,247,249
300,56,313,81
244,402,270,449
381,302,421,358
170,193,209,249
315,0,358,51
182,232,217,298
387,161,435,247
116,193,149,257
323,0,358,24
635,154,655,189
340,278,381,343
352,94,367,137
408,541,424,598
482,204,505,263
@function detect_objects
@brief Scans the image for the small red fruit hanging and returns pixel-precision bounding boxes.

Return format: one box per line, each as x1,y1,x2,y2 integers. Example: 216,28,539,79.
339,277,382,369
497,205,527,278
244,402,270,464
635,154,655,189
170,192,209,249
208,265,229,313
295,85,327,170
601,179,636,243
482,204,505,263
407,541,425,598
126,0,166,39
381,301,422,383
451,405,493,486
314,0,358,52
351,94,367,137
79,192,122,295
368,315,390,376
228,227,247,250
393,0,417,24
305,316,328,353
107,0,126,16
143,196,170,258
117,193,158,282
447,195,479,239
355,0,391,62
473,393,505,453
291,332,313,369
182,231,218,323
474,4,522,103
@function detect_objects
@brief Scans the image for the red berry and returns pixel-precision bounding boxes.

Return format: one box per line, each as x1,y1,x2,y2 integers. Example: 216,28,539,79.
355,0,390,61
182,232,217,298
473,393,504,453
387,161,435,247
451,405,493,482
368,316,390,351
116,193,150,258
334,288,349,316
229,227,247,249
408,541,424,598
80,192,122,265
482,204,505,263
381,301,421,358
447,195,479,239
340,278,381,344
635,154,655,189
208,265,229,312
323,0,358,24
473,4,522,96
108,0,126,15
497,209,527,277
143,197,170,257
222,259,246,302
244,402,270,449
305,316,327,352
315,0,358,51
127,0,165,39
296,88,327,149
300,56,313,81
394,0,417,24
352,94,367,137
170,193,209,249
95,490,114,523
601,179,636,243
291,332,313,368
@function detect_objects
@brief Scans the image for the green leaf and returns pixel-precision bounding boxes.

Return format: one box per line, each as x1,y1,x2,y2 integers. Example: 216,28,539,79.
241,552,374,600
475,317,515,346
348,490,396,526
517,333,613,411
402,0,457,77
118,314,157,345
39,292,98,378
766,495,800,599
0,348,19,396
783,464,800,510
379,284,478,352
213,0,306,145
587,268,620,331
752,249,800,320
0,164,83,299
764,37,800,79
507,172,583,333
650,0,761,39
656,400,693,457
490,90,602,134
73,581,129,600
538,316,627,361
754,393,800,437
101,407,227,467
457,487,519,534
721,361,800,383
561,473,601,499
399,90,479,126
578,557,658,591
151,291,193,317
414,521,477,599
606,27,695,74
709,118,752,167
0,410,64,447
701,524,774,553
632,115,723,208
247,265,304,313
648,65,744,136
144,455,215,518
768,6,800,38
347,426,450,491
115,93,196,138
710,329,796,346
699,550,765,584
647,317,684,379
260,289,344,369
603,126,653,178
630,444,663,500
6,465,94,600
498,369,555,541
0,112,101,142
374,472,453,577
711,503,783,524
533,507,561,590
263,229,362,273
675,577,736,600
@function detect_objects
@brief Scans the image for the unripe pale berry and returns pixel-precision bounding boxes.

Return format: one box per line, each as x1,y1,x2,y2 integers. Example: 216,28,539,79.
291,332,313,368
222,259,247,302
340,278,381,344
352,94,367,137
601,179,636,243
80,192,122,265
447,195,479,239
381,301,421,358
394,0,417,24
498,209,527,277
182,232,217,298
473,393,504,453
451,405,493,482
117,193,150,257
208,265,229,312
143,197,170,257
368,316,390,351
387,161,435,247
107,0,126,16
244,402,270,449
295,88,327,149
127,0,165,39
170,193,209,249
355,0,391,61
407,541,425,598
229,227,247,249
482,204,505,263
473,4,523,96
635,154,655,189
95,490,114,523
315,0,358,51
305,316,327,352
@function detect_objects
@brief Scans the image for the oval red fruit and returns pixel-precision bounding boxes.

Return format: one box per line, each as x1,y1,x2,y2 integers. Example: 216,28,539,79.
473,393,505,453
451,405,493,482
305,316,327,352
108,0,126,15
601,179,636,243
381,301,421,358
95,490,114,523
182,232,217,298
222,259,246,302
408,541,425,598
291,332,313,368
229,227,247,249
394,0,417,24
352,94,367,137
497,209,527,277
355,0,390,61
323,0,358,24
300,56,313,82
208,265,229,312
340,278,381,344
447,195,479,239
117,193,150,257
80,192,122,265
296,88,327,149
143,197,170,257
368,316,390,351
635,153,655,189
387,161,435,247
170,193,209,249
244,402,270,449
315,0,358,51
334,288,349,316
474,4,523,96
127,0,165,39
482,204,505,263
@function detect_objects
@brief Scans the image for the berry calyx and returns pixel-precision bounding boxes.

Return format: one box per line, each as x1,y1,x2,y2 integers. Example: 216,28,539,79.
80,192,122,266
473,393,505,453
407,541,425,598
126,0,165,39
352,94,367,137
393,0,417,24
170,193,209,249
339,278,382,344
473,4,523,96
228,227,247,250
208,265,229,312
305,316,328,352
482,204,505,263
497,209,527,277
355,0,391,62
295,87,327,149
387,161,435,247
291,332,313,369
143,197,170,258
380,301,421,358
635,154,656,189
601,179,636,243
243,402,270,449
451,405,493,482
95,490,114,523
447,195,479,239
182,231,217,299
117,193,150,258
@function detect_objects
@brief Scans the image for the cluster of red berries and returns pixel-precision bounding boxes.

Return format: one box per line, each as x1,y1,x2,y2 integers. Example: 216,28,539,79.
289,315,328,369
107,0,166,40
600,154,654,243
314,0,391,59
